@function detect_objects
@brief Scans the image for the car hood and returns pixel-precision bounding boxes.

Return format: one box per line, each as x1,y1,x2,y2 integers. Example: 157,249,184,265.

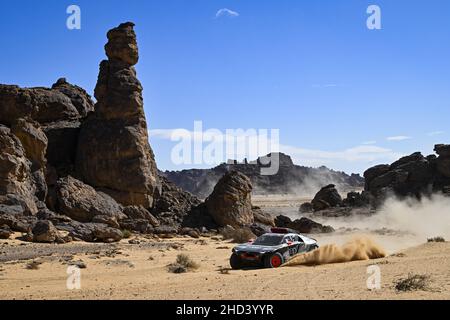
234,244,284,253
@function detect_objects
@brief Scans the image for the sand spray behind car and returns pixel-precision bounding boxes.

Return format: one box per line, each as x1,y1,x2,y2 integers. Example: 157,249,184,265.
282,237,386,266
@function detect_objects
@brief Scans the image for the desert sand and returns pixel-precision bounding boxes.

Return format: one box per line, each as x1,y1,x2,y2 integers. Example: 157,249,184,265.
1,195,449,300
0,232,449,300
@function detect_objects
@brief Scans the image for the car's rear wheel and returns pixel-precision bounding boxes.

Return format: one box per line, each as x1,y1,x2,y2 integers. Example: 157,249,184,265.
264,252,284,268
230,253,242,270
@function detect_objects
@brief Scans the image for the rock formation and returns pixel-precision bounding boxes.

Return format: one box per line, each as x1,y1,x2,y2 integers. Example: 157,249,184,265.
0,22,211,243
76,22,160,208
311,184,343,211
205,171,254,228
0,125,38,215
302,144,450,216
163,153,364,199
364,145,450,200
274,215,334,234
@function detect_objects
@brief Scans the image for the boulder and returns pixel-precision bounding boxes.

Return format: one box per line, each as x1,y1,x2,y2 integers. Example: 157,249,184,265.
92,215,120,229
435,144,450,178
274,215,292,228
11,119,47,169
76,22,160,208
0,225,13,239
253,207,275,227
342,191,370,208
119,219,151,233
32,220,60,243
93,225,123,242
11,119,48,201
288,217,334,234
0,125,38,214
51,78,94,118
205,171,254,228
299,202,313,213
311,184,342,211
56,176,125,223
249,223,272,237
123,205,159,227
364,165,390,190
274,215,334,234
0,213,31,232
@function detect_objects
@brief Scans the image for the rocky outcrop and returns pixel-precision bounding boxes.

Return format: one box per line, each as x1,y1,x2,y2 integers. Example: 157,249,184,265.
252,207,275,227
311,184,343,211
0,22,218,243
163,153,364,199
435,144,450,179
205,171,254,228
76,22,159,208
364,145,450,200
32,220,60,243
0,125,38,215
274,215,334,234
56,176,125,223
11,119,48,201
0,225,13,239
152,176,215,230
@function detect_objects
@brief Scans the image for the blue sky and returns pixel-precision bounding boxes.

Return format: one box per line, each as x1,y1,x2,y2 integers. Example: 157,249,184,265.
1,0,449,174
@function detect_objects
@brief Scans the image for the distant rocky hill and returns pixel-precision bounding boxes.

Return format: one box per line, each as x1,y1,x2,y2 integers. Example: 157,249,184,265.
162,153,364,199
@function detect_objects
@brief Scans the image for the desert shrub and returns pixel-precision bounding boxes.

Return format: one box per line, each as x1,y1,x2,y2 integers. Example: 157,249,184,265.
427,236,445,243
168,254,200,273
395,274,431,292
168,264,187,274
25,261,42,270
221,227,256,243
122,230,132,239
218,266,231,275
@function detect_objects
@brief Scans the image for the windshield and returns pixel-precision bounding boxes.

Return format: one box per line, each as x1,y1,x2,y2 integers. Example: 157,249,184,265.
253,234,284,246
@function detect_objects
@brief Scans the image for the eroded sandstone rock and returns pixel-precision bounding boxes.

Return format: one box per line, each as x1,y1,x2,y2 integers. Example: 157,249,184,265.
311,184,343,211
0,125,38,214
76,22,159,208
205,171,254,228
56,176,125,223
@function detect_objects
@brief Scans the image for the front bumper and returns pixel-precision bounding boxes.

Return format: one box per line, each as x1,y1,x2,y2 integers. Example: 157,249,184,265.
235,251,265,264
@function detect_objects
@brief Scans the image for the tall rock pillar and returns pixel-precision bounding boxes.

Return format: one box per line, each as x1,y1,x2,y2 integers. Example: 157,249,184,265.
76,22,160,208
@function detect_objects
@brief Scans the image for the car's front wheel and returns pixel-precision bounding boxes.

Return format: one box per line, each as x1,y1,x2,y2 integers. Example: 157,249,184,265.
264,252,285,269
230,253,242,270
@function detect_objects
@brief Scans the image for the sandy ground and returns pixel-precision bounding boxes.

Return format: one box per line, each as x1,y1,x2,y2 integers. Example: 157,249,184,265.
0,232,449,300
1,195,448,300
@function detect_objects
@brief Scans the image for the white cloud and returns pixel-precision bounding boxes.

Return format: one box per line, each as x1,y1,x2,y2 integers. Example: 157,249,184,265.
215,8,239,18
428,131,445,137
386,136,412,141
279,144,401,169
362,140,377,145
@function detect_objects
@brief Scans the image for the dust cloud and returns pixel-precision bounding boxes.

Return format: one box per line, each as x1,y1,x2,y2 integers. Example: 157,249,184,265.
317,194,450,240
283,237,386,267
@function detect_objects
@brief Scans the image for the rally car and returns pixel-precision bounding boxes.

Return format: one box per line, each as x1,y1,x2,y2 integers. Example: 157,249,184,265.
229,228,319,269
